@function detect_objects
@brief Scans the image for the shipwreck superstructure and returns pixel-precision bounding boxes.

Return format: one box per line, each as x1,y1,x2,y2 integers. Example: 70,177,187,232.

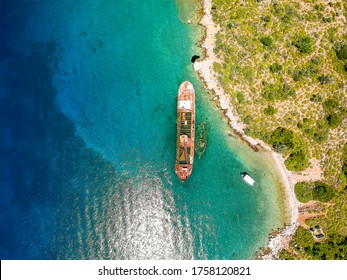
175,81,195,182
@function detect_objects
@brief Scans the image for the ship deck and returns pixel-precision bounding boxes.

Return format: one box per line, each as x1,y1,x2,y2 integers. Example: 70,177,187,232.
175,81,195,182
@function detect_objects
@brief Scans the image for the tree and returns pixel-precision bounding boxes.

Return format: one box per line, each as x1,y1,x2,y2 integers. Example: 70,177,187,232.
336,45,347,60
323,98,339,112
293,36,313,54
268,127,296,156
327,113,342,127
295,182,313,203
285,150,309,171
312,182,335,202
260,36,273,46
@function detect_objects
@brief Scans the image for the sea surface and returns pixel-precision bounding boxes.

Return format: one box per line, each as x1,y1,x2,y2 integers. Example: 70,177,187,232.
0,0,284,259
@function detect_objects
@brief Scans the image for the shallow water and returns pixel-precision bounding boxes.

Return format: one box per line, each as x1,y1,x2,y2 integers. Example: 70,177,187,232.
0,0,283,259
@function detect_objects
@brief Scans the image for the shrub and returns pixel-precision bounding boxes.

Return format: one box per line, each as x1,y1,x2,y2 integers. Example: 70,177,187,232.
285,150,309,171
213,62,223,73
318,75,334,84
264,105,277,115
342,163,347,177
236,91,245,103
291,60,319,81
295,182,313,203
282,83,296,97
260,36,273,46
279,249,295,260
313,130,328,143
244,115,253,124
262,83,296,101
336,45,347,60
312,182,335,202
262,15,271,22
268,127,294,154
323,98,339,112
270,63,282,73
272,1,283,14
282,13,291,23
289,226,347,260
293,36,313,54
295,182,335,203
310,94,322,102
327,113,342,127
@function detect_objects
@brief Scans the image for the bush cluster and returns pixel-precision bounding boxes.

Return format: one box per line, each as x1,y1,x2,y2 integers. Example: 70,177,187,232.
264,105,277,115
295,182,335,203
267,127,309,171
285,227,347,260
293,36,313,54
291,58,320,82
270,63,282,73
262,83,296,101
336,45,347,60
322,98,344,128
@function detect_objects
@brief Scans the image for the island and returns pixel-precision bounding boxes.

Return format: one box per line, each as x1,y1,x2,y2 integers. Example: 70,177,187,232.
195,0,347,259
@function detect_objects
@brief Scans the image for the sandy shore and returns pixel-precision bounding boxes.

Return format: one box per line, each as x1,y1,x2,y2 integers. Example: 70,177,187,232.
194,0,323,259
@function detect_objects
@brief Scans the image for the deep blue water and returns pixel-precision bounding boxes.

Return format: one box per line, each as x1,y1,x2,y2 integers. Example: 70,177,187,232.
0,0,284,259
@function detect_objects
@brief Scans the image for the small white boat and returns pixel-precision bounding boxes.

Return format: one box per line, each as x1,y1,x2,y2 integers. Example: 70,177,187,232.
241,172,255,186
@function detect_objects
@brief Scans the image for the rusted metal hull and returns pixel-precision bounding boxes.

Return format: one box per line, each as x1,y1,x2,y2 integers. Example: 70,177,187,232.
175,81,195,182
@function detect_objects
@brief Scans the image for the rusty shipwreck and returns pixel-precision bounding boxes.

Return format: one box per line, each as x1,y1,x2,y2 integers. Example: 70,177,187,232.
175,81,195,182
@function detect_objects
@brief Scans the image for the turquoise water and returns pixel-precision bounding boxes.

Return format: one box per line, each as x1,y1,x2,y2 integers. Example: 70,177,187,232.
0,0,284,259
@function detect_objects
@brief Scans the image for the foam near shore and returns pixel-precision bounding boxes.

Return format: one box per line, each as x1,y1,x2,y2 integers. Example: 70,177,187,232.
193,0,323,259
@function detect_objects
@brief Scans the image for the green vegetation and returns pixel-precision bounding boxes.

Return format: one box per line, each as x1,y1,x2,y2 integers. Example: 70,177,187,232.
280,187,347,260
285,150,309,171
264,105,277,115
341,145,347,179
243,115,253,124
262,83,296,101
295,182,335,203
262,15,271,22
295,182,313,203
293,36,313,54
236,91,245,103
267,127,309,170
210,0,347,259
211,0,346,181
267,127,295,155
281,227,347,260
313,182,335,202
326,113,342,127
336,44,347,60
290,58,320,82
322,98,345,128
270,63,282,73
323,98,339,112
318,75,333,84
260,36,273,46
